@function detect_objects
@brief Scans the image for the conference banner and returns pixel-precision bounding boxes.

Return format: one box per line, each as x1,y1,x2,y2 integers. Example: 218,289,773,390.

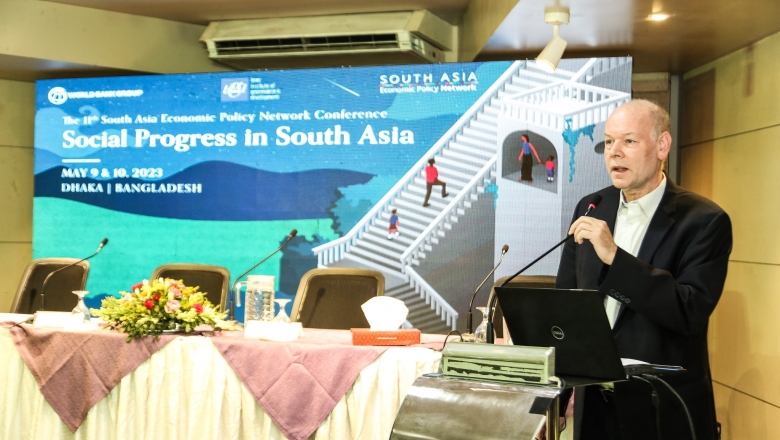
34,58,631,330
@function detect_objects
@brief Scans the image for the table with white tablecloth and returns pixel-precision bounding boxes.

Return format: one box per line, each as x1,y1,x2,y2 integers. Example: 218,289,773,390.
0,321,443,440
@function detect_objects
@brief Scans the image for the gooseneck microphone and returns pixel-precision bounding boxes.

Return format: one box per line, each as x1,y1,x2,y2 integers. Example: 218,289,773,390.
485,194,602,343
40,238,109,311
466,244,508,335
229,229,297,321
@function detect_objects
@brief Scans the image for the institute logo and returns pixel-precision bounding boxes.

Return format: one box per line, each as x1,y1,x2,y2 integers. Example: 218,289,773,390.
221,78,249,102
48,87,68,105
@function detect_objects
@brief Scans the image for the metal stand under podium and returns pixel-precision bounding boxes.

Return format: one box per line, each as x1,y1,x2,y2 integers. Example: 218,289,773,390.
390,373,611,440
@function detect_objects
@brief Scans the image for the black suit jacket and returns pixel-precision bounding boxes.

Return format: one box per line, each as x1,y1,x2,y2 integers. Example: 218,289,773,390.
556,179,732,440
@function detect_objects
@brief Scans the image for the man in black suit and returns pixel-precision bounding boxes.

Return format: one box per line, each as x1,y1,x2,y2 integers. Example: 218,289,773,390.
556,99,732,440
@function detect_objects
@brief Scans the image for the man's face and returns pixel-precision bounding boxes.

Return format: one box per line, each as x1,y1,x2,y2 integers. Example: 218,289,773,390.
603,105,669,200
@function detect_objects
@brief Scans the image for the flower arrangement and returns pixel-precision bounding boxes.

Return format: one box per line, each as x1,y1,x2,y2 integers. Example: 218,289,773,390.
91,278,233,341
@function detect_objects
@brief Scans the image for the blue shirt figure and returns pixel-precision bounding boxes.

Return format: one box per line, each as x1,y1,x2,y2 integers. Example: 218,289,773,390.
388,209,400,239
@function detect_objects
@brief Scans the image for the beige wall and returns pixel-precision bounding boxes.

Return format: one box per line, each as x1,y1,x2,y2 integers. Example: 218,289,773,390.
0,78,34,312
682,30,780,439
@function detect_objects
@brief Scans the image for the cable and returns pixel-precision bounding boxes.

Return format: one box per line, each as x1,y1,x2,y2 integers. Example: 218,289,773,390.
441,330,463,351
629,375,662,440
642,374,697,440
4,316,34,331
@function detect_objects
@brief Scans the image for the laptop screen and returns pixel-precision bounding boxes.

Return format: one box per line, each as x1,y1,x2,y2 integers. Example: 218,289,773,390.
495,286,626,380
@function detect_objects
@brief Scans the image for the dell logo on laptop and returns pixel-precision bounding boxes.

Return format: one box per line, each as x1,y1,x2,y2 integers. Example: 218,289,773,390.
551,326,564,339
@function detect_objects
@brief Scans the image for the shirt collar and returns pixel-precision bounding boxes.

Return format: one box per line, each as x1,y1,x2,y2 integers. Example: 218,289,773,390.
619,174,667,217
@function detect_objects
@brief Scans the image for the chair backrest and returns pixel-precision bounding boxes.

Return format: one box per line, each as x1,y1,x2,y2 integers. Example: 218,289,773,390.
290,268,385,330
151,264,230,310
10,258,90,314
491,275,556,338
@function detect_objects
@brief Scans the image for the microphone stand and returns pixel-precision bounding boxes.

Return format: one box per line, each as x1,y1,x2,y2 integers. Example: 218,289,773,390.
485,196,601,343
228,230,297,321
40,238,108,311
484,237,569,343
464,245,508,340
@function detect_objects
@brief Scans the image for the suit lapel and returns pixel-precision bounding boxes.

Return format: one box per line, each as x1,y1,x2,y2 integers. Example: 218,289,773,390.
636,181,678,263
613,179,678,327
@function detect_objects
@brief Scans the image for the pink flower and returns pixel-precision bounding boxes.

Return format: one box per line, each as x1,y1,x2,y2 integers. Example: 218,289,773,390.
144,299,154,310
122,294,132,302
192,303,203,314
164,299,180,313
170,287,182,299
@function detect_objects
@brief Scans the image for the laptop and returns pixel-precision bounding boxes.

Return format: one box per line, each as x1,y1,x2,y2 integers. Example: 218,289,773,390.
495,287,683,381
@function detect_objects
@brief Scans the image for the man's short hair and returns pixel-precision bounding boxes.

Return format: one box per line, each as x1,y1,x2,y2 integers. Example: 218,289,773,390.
625,99,671,142
428,158,435,165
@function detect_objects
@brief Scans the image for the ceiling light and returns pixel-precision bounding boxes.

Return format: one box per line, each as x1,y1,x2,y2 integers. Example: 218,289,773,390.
649,13,669,21
535,7,570,73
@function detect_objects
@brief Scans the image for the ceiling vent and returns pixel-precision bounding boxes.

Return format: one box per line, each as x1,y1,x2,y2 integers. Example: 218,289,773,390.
200,10,455,69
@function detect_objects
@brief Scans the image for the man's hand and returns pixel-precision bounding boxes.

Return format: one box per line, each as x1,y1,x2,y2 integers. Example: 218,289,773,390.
568,216,618,265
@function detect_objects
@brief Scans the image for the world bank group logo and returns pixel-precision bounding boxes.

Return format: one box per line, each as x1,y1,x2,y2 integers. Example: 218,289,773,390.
221,78,249,102
48,87,68,105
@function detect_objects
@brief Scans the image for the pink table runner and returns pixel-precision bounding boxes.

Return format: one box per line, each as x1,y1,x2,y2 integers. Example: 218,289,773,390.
211,330,385,440
5,322,446,439
210,329,446,440
7,324,176,432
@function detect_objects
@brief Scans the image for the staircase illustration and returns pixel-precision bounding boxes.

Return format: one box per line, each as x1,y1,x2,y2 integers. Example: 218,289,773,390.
312,58,631,333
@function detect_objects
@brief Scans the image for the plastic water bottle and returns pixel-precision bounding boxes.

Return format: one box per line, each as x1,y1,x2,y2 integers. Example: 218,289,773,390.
257,275,275,322
243,275,263,321
245,275,275,322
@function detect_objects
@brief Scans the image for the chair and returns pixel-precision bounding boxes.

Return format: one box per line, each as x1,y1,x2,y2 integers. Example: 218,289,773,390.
10,258,90,314
150,264,230,310
490,275,556,338
290,268,384,330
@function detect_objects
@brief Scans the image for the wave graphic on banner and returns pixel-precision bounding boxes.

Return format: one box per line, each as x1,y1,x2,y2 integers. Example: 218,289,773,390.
35,162,373,221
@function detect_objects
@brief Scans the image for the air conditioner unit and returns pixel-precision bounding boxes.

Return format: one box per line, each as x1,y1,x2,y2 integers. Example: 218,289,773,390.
200,10,456,70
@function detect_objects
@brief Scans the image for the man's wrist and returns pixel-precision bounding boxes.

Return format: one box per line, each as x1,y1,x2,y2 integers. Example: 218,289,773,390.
605,244,618,265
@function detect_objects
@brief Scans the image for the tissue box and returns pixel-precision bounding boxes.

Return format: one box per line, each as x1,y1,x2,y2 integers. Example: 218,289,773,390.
351,328,421,346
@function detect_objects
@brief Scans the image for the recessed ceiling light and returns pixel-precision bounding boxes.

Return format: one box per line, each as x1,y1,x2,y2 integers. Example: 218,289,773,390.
649,13,670,21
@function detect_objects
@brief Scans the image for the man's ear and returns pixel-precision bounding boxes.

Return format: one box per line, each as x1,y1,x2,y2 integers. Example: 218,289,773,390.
657,131,672,161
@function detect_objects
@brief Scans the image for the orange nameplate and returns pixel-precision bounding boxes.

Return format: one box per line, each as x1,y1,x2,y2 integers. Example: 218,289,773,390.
350,328,421,346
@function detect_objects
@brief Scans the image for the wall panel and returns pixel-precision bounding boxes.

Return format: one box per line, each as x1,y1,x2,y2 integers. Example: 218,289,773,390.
711,125,780,264
0,78,34,312
713,381,780,440
0,243,32,312
0,79,34,147
710,32,780,139
681,68,715,146
679,141,713,199
710,261,780,407
0,146,33,242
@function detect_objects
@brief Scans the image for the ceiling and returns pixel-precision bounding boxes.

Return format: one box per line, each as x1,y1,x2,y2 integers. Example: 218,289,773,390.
3,0,780,81
478,0,780,72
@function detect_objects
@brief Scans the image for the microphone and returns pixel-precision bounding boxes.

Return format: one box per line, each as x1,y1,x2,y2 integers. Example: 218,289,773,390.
465,244,508,336
40,238,109,311
485,194,602,343
229,229,297,321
